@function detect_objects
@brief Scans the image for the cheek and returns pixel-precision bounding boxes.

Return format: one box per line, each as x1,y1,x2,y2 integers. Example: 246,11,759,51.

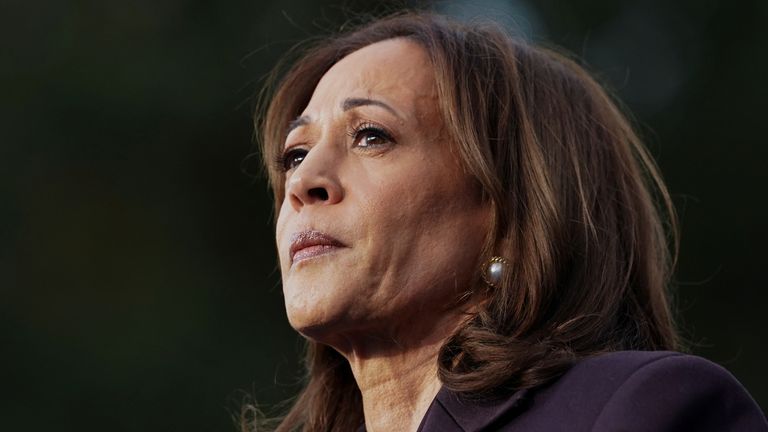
363,166,489,284
367,161,481,231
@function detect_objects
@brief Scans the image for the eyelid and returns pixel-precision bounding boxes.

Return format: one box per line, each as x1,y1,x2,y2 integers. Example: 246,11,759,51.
347,120,397,145
282,127,311,158
284,127,306,147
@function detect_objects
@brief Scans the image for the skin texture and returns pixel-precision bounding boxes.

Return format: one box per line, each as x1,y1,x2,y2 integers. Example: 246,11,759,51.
275,38,491,431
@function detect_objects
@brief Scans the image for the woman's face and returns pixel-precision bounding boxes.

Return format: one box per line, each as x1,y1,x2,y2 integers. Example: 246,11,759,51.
275,38,490,349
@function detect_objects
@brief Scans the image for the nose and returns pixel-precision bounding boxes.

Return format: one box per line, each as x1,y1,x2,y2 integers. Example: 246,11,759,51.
286,145,343,211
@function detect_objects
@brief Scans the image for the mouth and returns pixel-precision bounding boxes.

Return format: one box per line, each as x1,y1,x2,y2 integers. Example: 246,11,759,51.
289,230,346,265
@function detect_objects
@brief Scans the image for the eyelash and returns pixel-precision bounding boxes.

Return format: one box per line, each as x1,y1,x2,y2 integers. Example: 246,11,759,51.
276,121,395,173
346,121,395,148
274,147,307,173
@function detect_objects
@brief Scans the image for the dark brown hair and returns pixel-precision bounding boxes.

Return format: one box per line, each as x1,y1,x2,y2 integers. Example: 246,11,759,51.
249,11,680,432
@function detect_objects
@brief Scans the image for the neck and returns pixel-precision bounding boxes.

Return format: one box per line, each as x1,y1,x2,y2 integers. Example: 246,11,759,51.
347,339,444,432
326,309,468,432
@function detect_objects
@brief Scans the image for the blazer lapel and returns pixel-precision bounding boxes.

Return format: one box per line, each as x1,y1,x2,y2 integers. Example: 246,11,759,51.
417,386,530,431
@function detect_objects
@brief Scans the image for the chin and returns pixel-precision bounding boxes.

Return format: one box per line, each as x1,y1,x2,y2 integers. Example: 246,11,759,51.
288,318,338,342
286,310,353,349
284,286,374,349
284,299,323,331
284,285,343,331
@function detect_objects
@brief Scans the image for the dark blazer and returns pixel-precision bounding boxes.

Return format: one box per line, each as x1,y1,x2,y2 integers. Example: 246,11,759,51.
364,351,768,431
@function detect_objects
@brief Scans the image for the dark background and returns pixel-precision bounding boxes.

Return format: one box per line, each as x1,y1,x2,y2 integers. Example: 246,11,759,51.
2,0,766,430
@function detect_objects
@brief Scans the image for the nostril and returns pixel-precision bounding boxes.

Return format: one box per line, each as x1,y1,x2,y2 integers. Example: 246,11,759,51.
308,187,329,201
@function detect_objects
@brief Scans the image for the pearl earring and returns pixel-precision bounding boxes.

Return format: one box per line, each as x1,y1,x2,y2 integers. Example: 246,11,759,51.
481,256,509,288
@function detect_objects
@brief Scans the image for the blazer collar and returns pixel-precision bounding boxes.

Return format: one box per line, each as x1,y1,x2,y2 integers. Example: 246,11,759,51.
418,386,530,432
357,386,530,432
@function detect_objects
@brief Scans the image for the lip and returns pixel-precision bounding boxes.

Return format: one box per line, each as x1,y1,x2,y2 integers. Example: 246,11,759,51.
289,230,346,264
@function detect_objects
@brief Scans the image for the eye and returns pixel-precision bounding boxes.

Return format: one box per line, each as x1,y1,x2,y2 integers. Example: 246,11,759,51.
350,123,394,149
278,147,308,172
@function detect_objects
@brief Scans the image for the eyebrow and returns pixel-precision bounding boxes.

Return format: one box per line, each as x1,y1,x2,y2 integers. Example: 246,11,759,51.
341,97,400,118
286,116,309,135
286,97,401,135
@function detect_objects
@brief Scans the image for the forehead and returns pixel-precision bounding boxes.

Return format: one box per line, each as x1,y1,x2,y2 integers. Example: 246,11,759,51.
304,38,438,115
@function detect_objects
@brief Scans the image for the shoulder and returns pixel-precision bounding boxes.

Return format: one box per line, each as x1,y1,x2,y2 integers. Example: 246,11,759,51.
562,350,736,398
427,351,767,432
515,350,768,432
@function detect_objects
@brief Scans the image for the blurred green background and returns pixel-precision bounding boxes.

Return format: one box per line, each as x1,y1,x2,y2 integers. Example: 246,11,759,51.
2,0,766,430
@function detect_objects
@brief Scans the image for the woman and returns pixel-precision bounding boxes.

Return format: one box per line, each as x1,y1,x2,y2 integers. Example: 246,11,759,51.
250,11,767,432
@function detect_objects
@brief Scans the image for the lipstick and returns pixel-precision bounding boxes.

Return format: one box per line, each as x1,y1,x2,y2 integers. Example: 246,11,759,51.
289,230,345,264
